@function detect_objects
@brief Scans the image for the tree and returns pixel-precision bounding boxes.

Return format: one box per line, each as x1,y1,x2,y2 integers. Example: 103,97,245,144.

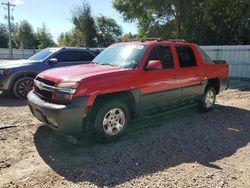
113,0,250,44
58,2,123,47
58,31,77,46
10,23,20,49
113,0,182,38
177,0,250,44
58,32,70,46
96,15,123,47
72,2,97,47
15,20,37,49
0,23,8,48
36,23,56,49
121,32,138,42
203,0,250,44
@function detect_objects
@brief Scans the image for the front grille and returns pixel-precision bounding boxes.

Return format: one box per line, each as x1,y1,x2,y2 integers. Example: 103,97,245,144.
34,77,55,101
35,86,53,99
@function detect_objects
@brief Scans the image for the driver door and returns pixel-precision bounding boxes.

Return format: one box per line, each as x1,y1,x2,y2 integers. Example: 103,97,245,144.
139,45,181,112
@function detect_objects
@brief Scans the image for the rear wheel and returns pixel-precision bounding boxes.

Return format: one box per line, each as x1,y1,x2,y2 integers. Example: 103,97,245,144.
13,77,34,99
199,86,216,112
92,99,130,142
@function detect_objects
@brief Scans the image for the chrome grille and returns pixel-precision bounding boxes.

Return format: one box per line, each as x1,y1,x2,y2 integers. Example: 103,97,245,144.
34,77,55,101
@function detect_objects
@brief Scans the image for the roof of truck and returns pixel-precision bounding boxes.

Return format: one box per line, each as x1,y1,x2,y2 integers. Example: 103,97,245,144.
116,39,194,46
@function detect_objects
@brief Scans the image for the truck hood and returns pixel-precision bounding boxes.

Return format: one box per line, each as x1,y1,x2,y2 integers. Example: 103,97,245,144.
0,59,39,69
38,64,130,83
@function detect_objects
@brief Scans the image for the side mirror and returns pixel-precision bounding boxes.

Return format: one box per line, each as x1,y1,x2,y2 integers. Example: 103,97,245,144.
146,60,163,70
48,58,58,64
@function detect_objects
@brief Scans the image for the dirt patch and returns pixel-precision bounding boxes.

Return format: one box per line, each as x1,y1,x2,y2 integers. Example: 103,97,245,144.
0,79,250,188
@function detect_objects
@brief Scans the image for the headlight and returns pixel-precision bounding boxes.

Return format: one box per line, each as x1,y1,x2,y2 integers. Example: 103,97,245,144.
57,82,80,89
52,82,80,104
0,69,12,76
56,82,80,94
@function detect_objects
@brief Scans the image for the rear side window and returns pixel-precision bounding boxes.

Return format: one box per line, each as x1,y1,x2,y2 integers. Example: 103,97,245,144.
80,51,95,61
147,45,174,69
175,46,197,68
197,46,214,64
53,50,94,62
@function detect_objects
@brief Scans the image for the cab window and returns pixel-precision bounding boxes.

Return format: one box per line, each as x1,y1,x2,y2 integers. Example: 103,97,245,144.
146,45,174,69
175,45,197,68
197,46,214,64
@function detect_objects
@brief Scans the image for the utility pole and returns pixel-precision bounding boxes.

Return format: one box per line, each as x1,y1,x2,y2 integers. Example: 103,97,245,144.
1,2,15,59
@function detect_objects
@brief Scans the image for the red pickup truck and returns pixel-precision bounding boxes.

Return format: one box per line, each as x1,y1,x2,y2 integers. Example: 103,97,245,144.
28,40,228,141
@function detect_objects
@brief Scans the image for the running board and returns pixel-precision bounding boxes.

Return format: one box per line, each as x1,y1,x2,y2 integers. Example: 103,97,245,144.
131,102,198,124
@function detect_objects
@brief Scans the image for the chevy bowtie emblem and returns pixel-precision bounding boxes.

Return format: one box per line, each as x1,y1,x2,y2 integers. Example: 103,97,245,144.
36,81,44,90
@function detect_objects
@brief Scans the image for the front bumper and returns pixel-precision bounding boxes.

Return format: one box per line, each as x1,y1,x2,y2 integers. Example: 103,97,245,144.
28,91,89,134
0,74,12,91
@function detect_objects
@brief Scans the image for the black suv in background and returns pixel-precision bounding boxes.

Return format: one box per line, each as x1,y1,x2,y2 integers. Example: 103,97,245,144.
0,47,99,98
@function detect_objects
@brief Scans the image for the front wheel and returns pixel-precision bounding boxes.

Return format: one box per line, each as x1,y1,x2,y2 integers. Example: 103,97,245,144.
13,77,34,99
199,86,216,112
92,100,130,142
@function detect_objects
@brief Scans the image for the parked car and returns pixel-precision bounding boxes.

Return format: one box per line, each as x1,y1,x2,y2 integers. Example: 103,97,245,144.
28,40,229,142
0,47,98,98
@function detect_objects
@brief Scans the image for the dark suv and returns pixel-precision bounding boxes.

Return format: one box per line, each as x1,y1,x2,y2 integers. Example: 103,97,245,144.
0,47,98,98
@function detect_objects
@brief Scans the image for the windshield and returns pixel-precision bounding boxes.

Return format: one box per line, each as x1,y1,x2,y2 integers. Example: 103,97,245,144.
92,44,147,68
28,48,59,61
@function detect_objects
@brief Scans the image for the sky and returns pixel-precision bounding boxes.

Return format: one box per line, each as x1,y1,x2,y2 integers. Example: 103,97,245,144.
0,0,138,41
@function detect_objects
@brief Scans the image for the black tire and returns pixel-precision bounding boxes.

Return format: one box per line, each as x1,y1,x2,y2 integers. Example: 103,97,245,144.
13,77,34,99
199,86,216,112
91,99,130,142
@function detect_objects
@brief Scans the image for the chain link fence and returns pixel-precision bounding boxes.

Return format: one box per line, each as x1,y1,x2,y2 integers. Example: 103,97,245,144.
0,48,40,60
201,45,250,78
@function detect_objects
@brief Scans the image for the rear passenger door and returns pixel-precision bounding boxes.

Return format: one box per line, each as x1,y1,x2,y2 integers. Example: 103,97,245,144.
174,45,204,101
50,50,95,67
139,45,181,112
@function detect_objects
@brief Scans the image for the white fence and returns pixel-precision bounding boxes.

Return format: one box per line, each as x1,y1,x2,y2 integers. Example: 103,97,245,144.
0,48,39,60
200,45,250,78
1,46,250,78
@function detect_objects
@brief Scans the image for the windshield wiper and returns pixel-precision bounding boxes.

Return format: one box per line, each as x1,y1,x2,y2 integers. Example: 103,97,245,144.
101,63,117,67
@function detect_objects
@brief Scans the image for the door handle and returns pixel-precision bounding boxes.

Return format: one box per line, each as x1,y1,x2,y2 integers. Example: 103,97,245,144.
172,75,178,79
196,72,202,76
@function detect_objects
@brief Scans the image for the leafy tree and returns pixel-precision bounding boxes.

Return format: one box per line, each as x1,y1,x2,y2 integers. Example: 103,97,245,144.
15,20,37,49
3,21,56,49
112,0,184,38
72,2,97,47
204,0,250,44
11,23,20,49
58,32,71,46
36,23,56,49
121,32,138,42
181,0,250,44
0,23,19,48
58,31,78,46
113,0,250,44
0,23,8,48
58,3,123,47
96,15,123,47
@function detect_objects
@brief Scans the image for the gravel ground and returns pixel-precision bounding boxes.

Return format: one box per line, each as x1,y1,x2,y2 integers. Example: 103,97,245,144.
0,79,250,188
